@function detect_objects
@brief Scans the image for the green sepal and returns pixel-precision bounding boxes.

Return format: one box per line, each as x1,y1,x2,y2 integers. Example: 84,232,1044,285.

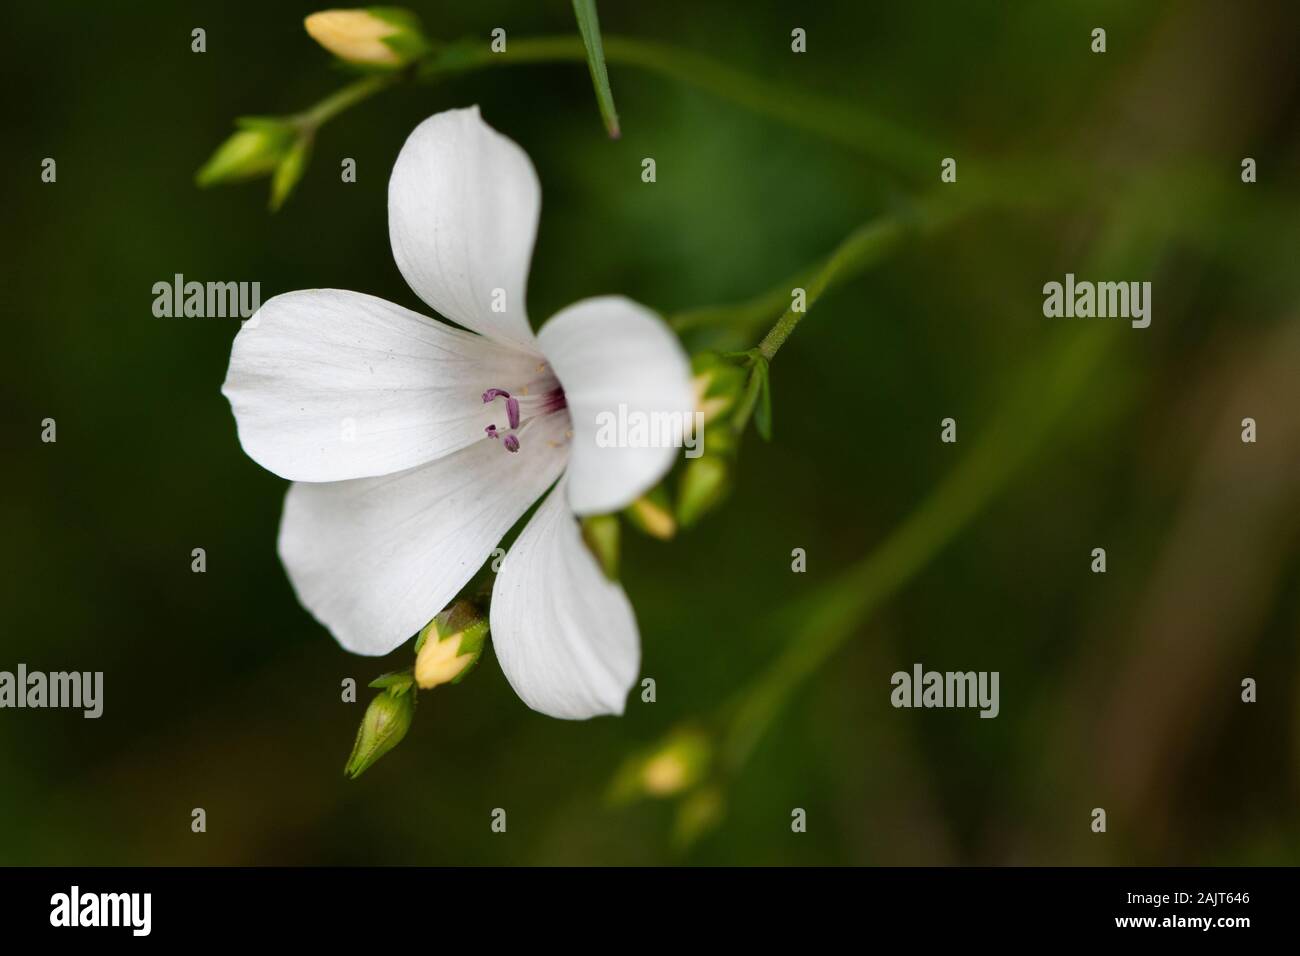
195,118,296,187
676,455,731,529
380,32,431,63
344,686,417,779
447,610,489,686
270,134,313,211
366,6,424,33
447,649,483,686
368,669,415,694
368,8,431,67
581,513,621,580
752,357,773,440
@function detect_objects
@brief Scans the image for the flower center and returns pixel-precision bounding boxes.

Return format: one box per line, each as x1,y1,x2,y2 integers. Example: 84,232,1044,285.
482,377,567,454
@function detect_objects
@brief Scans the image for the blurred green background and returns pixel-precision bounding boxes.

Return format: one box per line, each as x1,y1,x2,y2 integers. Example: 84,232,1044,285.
2,0,1299,865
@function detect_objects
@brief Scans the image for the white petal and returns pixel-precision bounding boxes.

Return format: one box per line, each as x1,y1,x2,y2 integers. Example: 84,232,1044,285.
389,107,540,350
490,479,639,719
278,413,568,655
538,297,695,515
223,289,544,482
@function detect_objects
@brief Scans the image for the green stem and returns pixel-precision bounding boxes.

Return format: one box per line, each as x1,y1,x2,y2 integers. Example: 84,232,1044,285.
721,324,1117,771
728,354,768,437
423,35,938,173
278,33,944,186
668,269,811,336
297,72,400,129
756,217,903,361
711,197,973,435
671,196,971,342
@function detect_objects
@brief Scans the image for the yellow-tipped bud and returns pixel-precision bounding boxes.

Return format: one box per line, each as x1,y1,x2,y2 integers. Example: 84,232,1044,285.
414,631,476,687
690,356,746,427
625,491,677,541
304,8,427,68
693,369,733,425
609,727,711,803
414,601,488,689
642,751,691,796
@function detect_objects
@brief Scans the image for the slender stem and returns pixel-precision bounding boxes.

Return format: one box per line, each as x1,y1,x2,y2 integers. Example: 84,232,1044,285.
711,198,973,436
756,218,902,361
722,324,1118,771
756,197,971,360
668,269,810,336
728,355,768,437
297,73,400,130
600,36,936,171
423,35,939,173
670,197,971,356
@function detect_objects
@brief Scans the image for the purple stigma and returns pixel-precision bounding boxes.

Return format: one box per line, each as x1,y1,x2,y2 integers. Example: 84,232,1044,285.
506,396,521,430
503,434,520,453
482,387,511,404
485,424,499,439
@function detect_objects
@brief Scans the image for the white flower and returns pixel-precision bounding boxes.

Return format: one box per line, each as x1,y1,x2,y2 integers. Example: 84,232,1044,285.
222,107,694,719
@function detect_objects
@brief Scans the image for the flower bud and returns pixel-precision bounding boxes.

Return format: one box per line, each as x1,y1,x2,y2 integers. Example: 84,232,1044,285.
673,786,726,848
270,134,313,211
692,360,746,427
195,118,296,187
676,455,730,529
414,601,488,689
624,487,676,541
304,8,429,68
609,727,711,803
344,685,416,779
580,513,620,580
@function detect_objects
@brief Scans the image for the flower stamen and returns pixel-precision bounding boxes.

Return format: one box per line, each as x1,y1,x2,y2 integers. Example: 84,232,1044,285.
481,378,567,456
